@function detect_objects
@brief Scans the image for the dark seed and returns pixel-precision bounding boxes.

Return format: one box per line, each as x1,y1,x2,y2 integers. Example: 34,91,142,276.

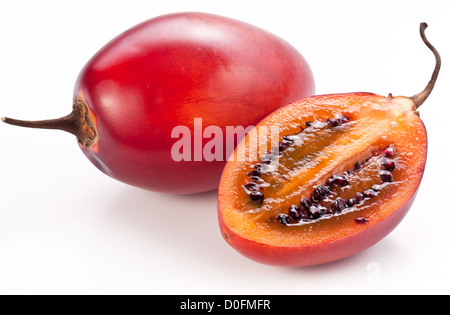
328,116,349,127
244,182,258,191
300,198,312,212
248,169,261,177
289,205,302,220
308,205,326,219
260,154,273,164
305,121,314,127
347,198,356,207
249,176,264,184
278,139,291,151
321,184,332,195
354,162,362,171
328,116,350,127
311,185,331,203
384,146,395,158
380,158,396,172
335,175,349,186
355,217,369,224
363,189,376,198
354,192,364,203
380,171,393,183
277,214,291,225
328,174,349,187
331,198,348,213
249,191,264,203
328,117,342,127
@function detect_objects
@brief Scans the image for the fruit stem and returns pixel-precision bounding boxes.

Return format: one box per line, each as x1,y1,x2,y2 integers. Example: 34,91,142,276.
410,22,441,109
1,99,98,148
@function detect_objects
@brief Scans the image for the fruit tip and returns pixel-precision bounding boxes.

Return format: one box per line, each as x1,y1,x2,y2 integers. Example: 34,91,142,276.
420,22,428,31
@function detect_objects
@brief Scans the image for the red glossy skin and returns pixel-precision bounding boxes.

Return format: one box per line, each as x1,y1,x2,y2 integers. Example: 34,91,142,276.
74,12,315,194
219,192,419,267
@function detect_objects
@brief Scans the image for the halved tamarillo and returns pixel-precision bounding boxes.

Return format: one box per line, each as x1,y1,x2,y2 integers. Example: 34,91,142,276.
1,12,314,194
218,23,440,267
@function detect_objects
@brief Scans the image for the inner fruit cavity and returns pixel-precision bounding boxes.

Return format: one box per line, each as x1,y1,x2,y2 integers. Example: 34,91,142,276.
241,114,399,226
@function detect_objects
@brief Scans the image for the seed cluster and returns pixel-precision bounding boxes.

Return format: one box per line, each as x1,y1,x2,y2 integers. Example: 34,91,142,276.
242,115,398,227
243,116,351,204
276,146,397,226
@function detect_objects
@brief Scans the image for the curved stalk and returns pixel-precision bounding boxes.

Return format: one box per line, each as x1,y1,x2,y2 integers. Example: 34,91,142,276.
410,23,441,108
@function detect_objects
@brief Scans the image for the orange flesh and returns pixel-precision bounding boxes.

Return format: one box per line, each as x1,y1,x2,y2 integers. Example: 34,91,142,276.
219,93,427,247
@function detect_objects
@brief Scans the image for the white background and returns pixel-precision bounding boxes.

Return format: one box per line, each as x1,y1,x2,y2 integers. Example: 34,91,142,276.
0,0,449,295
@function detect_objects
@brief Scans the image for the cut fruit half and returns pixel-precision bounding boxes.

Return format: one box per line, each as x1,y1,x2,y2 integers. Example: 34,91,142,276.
218,23,438,267
219,93,426,266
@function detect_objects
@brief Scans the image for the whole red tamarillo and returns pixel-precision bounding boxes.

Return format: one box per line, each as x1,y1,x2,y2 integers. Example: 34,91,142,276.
2,12,315,194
